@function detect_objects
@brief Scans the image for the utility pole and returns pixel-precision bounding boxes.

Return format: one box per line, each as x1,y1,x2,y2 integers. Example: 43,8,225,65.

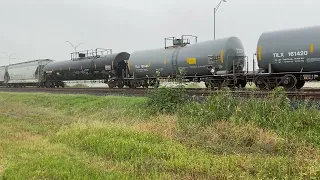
2,52,15,65
65,41,83,53
214,0,227,40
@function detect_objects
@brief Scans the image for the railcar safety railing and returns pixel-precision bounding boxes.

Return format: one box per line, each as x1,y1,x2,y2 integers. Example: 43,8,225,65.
70,48,112,60
164,35,198,49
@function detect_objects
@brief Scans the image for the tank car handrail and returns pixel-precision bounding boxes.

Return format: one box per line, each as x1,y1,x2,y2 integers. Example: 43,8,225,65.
181,35,198,44
164,35,197,49
70,48,113,60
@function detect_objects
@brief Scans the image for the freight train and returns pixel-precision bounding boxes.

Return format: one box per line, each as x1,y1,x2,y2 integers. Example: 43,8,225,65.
1,25,320,90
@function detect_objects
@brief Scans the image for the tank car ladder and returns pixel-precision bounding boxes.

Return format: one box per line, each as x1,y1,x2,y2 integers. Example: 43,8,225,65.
171,48,180,78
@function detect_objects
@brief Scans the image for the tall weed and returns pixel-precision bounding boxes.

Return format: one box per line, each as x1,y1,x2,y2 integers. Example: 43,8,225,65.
177,90,238,128
146,86,187,114
177,87,320,147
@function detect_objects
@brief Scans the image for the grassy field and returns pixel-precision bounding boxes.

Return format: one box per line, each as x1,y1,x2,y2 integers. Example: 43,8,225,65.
0,89,320,179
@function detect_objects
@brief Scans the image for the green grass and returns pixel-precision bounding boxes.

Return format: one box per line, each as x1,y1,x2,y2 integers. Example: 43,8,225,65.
177,89,320,148
53,123,320,179
0,90,320,179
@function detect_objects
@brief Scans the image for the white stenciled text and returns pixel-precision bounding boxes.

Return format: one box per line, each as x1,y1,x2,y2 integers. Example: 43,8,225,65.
273,53,284,58
288,51,308,57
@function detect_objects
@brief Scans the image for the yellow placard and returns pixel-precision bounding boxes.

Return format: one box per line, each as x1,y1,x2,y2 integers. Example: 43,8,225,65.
164,59,167,65
187,57,196,65
220,50,224,63
310,44,314,53
257,46,262,60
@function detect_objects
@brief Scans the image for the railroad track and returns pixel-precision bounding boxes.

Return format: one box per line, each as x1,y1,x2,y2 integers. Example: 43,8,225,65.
0,86,320,100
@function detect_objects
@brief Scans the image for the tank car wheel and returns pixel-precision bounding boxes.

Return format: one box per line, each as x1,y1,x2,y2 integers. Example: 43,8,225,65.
258,84,267,90
295,80,305,89
117,83,124,89
205,80,212,89
221,80,230,89
236,80,247,88
227,81,236,90
143,80,149,89
254,76,267,90
228,85,236,90
60,82,65,88
130,84,137,89
153,81,160,89
281,74,297,90
268,84,276,90
44,81,53,88
107,82,116,88
129,81,140,89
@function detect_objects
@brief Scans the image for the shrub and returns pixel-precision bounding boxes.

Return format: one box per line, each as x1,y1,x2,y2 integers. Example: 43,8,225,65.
146,85,187,115
177,90,238,128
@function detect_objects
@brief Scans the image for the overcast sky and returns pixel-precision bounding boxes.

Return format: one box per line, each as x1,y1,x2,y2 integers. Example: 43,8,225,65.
0,0,319,68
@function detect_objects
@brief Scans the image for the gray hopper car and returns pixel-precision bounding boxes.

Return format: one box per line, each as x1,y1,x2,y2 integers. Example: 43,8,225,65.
0,66,7,86
6,59,53,87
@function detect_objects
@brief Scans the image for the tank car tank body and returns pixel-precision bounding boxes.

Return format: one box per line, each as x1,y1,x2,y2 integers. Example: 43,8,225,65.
255,26,320,90
128,36,247,88
42,49,130,88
